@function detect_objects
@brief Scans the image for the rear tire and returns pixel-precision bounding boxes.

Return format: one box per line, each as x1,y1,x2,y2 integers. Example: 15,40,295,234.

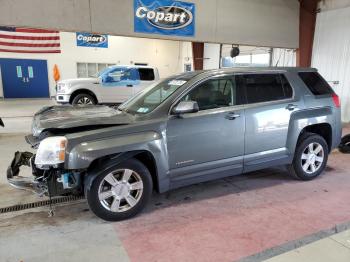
86,159,152,221
288,132,328,180
71,93,96,106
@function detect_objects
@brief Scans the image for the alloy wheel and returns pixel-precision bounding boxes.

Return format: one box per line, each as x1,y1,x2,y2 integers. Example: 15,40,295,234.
301,142,324,174
98,169,144,213
77,96,93,105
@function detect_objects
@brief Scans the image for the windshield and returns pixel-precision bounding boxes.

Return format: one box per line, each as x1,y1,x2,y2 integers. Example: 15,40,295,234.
119,77,188,114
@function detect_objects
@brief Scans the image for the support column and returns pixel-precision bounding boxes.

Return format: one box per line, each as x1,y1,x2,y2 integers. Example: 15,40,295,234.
192,42,204,70
297,0,319,67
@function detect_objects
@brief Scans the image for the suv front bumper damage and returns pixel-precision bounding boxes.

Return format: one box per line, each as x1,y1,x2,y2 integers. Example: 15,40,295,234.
7,151,83,198
7,151,46,195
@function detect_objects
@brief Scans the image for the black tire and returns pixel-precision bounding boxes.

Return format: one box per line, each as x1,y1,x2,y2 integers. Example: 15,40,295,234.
288,132,328,180
86,159,152,221
338,134,350,153
71,93,96,106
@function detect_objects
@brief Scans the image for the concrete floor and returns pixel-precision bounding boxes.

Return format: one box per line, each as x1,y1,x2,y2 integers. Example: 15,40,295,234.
1,99,350,261
265,230,350,262
0,98,55,134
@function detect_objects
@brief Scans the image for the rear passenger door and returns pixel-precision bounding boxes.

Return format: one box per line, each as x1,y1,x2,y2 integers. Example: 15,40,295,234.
236,73,301,172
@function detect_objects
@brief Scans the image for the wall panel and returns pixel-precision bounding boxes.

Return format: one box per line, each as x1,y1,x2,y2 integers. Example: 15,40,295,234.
312,6,350,122
0,0,299,48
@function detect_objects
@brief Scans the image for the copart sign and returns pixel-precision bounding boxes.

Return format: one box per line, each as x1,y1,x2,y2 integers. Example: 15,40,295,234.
134,0,195,37
76,32,108,48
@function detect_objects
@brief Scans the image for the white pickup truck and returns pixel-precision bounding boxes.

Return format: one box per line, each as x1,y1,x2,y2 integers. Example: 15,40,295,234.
56,65,159,105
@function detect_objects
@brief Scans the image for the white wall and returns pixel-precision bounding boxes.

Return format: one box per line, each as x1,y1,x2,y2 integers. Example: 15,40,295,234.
0,32,192,97
312,5,350,122
319,0,350,10
178,42,194,72
272,48,296,67
203,43,221,70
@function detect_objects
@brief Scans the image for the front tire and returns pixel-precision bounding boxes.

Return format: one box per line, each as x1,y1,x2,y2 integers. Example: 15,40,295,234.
86,159,152,221
288,133,328,180
71,93,96,106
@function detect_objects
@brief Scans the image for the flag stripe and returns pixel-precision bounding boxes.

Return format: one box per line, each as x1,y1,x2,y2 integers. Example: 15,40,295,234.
0,48,61,53
16,28,59,34
0,34,60,40
0,38,60,44
0,45,60,51
0,41,60,47
0,31,59,37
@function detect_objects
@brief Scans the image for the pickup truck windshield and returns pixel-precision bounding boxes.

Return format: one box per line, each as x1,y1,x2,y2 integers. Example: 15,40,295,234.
119,77,187,114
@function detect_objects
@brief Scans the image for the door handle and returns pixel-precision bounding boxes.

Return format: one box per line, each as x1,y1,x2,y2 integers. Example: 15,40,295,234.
127,84,133,87
225,112,240,120
286,104,297,111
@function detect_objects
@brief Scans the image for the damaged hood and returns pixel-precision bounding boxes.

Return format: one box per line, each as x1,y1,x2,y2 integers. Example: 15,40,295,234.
32,105,133,137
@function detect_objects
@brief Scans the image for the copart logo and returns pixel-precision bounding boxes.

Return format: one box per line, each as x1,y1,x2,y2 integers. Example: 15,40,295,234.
136,5,193,30
77,34,107,44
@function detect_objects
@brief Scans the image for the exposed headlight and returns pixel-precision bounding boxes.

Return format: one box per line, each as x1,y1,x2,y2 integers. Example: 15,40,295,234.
35,136,67,167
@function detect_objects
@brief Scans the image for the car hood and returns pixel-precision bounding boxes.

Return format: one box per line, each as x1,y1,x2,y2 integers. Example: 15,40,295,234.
32,105,133,137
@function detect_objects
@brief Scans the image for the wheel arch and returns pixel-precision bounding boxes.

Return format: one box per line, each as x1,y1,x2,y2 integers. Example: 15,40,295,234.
69,89,98,104
84,150,160,194
287,107,335,155
299,123,332,153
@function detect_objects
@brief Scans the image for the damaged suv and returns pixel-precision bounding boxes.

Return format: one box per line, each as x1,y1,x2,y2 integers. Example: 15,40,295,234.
7,68,342,221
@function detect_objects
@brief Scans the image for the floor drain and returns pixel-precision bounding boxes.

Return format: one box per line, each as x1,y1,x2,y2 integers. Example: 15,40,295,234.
0,195,84,214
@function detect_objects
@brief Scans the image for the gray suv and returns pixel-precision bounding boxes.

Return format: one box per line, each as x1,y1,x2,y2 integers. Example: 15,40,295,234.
7,67,342,221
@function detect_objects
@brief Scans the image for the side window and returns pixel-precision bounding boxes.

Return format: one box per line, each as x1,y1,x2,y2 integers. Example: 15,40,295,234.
138,68,155,81
182,77,244,111
105,68,137,83
298,72,333,95
237,74,291,104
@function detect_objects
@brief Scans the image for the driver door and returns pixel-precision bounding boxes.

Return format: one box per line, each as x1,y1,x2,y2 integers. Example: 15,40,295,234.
99,67,140,103
166,75,246,184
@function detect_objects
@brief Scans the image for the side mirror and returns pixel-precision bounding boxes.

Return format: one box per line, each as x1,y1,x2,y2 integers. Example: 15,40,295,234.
172,101,199,115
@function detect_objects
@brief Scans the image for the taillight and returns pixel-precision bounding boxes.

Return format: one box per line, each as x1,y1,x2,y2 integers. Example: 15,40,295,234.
332,93,341,108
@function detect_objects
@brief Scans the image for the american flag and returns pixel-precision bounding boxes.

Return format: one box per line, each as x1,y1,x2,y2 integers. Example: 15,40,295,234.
0,26,61,53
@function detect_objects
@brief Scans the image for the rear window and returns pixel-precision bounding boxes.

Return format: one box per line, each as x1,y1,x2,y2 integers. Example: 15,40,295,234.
298,72,333,95
138,68,155,81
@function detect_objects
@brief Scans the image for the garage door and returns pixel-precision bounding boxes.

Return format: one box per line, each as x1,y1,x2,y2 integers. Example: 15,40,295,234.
0,58,49,98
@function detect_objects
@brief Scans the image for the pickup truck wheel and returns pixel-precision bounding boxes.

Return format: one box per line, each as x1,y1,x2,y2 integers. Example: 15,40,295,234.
288,133,328,180
86,159,152,221
71,93,96,106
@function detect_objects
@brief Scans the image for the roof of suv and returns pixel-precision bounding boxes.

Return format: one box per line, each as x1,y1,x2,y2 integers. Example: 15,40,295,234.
175,67,317,80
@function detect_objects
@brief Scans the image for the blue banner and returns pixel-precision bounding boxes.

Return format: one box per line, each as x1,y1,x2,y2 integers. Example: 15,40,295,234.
134,0,195,37
76,32,108,48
